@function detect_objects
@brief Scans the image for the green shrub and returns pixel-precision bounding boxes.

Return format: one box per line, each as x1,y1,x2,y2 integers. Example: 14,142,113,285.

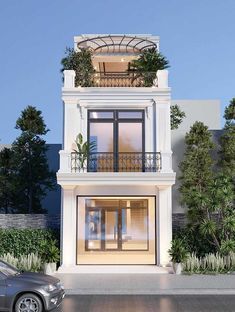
0,253,42,272
173,227,216,257
183,252,235,274
0,229,59,260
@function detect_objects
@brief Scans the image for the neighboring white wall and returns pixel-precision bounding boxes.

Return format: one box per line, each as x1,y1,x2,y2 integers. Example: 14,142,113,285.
171,100,221,213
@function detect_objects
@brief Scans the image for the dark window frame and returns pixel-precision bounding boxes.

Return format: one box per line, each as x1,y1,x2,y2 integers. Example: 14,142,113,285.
88,109,145,172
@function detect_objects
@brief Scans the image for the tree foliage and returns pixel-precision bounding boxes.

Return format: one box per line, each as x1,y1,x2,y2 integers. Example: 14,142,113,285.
0,148,15,213
219,98,235,178
61,47,95,87
0,106,56,214
179,115,235,254
171,104,186,130
11,106,55,213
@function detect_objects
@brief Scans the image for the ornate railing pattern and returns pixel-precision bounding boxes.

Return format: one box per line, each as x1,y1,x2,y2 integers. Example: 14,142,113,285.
91,72,157,87
71,152,161,173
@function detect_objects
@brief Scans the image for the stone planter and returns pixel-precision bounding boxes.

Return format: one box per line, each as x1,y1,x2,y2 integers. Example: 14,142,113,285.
44,263,57,275
172,262,182,274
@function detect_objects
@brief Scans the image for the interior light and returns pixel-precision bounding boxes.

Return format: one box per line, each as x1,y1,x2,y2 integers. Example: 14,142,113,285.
93,112,98,119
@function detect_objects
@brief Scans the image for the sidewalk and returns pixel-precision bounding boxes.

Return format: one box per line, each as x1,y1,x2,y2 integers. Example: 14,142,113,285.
55,266,235,295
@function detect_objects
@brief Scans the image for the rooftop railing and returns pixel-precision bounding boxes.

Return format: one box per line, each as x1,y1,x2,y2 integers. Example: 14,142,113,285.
71,152,161,173
92,72,157,87
63,69,168,89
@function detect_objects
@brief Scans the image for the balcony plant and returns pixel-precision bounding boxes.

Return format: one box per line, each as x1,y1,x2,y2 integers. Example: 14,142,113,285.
73,133,96,171
168,238,188,274
129,48,169,87
61,47,95,87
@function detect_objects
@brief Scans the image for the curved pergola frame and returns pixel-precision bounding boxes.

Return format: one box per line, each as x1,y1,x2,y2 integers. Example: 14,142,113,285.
77,35,157,54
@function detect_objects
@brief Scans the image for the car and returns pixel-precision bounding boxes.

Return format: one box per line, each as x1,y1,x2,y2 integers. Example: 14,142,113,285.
0,260,65,312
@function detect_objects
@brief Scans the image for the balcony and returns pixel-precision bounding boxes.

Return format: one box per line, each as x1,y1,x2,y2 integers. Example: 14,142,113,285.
91,72,156,88
63,69,168,89
71,152,161,173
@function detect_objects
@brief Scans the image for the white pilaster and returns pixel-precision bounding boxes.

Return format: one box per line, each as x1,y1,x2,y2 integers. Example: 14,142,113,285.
63,70,75,88
58,150,71,173
63,100,81,150
156,186,172,266
155,101,172,172
60,187,77,269
157,70,168,88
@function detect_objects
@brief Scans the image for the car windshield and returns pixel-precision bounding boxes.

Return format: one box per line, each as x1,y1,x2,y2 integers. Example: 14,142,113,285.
0,260,19,277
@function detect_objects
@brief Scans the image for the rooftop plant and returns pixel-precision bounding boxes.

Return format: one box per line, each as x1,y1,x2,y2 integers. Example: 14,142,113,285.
61,47,95,87
129,48,169,86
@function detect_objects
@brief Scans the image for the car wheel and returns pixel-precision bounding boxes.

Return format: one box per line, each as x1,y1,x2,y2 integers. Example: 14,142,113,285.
15,293,43,312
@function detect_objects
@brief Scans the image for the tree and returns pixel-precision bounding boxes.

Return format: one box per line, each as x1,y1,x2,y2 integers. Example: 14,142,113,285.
179,121,215,225
12,106,55,213
0,148,15,213
170,105,186,130
179,120,235,254
219,98,235,178
61,47,95,87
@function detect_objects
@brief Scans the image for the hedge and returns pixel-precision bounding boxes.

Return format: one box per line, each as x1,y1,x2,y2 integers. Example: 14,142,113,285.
0,229,60,258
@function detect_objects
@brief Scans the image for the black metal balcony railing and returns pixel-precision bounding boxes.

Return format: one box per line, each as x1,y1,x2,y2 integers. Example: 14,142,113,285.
71,152,161,173
92,72,157,87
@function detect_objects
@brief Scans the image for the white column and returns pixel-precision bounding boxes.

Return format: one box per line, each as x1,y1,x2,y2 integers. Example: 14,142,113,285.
156,186,172,266
155,102,172,172
59,187,77,270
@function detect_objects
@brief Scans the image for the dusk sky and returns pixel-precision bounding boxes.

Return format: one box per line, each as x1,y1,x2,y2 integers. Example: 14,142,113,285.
0,0,234,143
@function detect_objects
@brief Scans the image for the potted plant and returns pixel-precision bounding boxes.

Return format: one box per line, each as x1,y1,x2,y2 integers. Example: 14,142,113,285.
168,238,188,274
73,133,96,172
42,241,60,275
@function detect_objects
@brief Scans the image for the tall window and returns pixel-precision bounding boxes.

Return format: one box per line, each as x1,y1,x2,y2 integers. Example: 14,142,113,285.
88,110,144,171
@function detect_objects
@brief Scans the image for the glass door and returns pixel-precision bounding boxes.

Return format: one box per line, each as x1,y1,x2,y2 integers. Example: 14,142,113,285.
88,110,144,172
85,199,148,251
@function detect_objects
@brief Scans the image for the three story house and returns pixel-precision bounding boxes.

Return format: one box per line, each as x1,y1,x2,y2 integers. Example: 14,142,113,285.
57,34,176,271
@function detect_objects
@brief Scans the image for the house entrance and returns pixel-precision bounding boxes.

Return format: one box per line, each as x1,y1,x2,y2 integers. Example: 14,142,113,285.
77,197,156,265
85,199,148,251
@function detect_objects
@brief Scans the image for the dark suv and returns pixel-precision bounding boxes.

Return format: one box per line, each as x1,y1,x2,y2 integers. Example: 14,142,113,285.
0,260,65,312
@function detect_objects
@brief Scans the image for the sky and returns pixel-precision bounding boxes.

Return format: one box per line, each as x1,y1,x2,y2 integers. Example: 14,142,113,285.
0,0,234,143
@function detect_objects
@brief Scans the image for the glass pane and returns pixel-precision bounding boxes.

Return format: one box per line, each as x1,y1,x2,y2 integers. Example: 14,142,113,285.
118,123,142,152
89,111,114,119
86,210,101,250
90,123,113,152
122,207,148,250
118,123,142,171
89,123,113,172
118,111,143,119
105,210,118,249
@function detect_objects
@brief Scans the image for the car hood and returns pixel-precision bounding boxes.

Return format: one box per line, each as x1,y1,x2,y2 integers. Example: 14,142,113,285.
10,272,60,285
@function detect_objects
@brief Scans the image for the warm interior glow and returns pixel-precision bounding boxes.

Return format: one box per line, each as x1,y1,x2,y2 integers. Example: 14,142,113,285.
77,197,155,264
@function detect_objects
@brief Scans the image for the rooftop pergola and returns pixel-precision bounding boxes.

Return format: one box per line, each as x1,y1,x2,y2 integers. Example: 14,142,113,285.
76,35,158,54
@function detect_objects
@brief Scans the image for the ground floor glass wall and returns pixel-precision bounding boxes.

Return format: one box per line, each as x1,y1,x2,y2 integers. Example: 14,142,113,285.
77,197,155,264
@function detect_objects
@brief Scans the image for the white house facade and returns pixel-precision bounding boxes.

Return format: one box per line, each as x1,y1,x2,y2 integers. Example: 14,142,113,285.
57,34,176,272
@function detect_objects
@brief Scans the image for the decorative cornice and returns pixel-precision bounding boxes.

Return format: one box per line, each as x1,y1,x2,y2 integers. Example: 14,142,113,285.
57,172,176,187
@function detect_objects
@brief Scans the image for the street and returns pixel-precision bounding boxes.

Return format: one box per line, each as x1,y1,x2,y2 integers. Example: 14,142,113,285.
56,295,235,312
